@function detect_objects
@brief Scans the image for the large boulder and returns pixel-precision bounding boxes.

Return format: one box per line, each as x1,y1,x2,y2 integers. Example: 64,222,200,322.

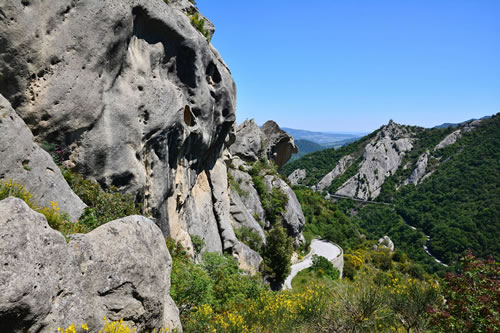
0,95,85,220
0,0,236,253
260,121,298,169
0,197,181,332
230,120,298,169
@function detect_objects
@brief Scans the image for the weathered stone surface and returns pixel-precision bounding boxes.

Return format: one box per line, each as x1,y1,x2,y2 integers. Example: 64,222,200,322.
232,241,263,276
230,120,298,169
315,155,354,191
0,95,85,220
229,169,266,224
434,130,461,150
0,0,236,248
229,119,262,162
336,121,413,200
378,235,395,251
260,121,298,169
263,175,305,247
229,190,266,243
288,169,306,186
404,150,430,185
0,197,181,332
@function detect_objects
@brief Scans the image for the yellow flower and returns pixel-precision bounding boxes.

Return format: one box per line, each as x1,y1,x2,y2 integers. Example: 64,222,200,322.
81,323,89,331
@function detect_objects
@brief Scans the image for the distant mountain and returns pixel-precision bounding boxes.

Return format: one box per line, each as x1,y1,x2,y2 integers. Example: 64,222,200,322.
282,127,364,146
290,139,324,161
433,115,491,129
282,115,500,271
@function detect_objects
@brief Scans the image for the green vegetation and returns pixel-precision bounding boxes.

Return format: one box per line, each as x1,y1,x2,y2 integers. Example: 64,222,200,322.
189,12,210,41
62,169,141,230
262,225,293,283
293,187,360,250
289,139,324,161
395,115,500,264
280,130,378,186
234,226,263,253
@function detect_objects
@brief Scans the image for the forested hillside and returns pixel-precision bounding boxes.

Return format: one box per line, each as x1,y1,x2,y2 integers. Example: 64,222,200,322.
284,114,500,270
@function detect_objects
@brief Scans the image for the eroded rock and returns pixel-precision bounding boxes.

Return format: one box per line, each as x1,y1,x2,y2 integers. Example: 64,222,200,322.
0,95,85,220
0,197,181,332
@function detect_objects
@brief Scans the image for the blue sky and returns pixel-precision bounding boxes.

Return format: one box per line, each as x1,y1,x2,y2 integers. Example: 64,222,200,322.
197,0,500,132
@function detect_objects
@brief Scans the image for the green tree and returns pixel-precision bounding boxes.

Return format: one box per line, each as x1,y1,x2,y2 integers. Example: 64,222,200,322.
262,225,293,283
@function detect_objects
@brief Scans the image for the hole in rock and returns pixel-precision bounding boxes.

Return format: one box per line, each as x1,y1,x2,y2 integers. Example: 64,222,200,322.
183,105,196,127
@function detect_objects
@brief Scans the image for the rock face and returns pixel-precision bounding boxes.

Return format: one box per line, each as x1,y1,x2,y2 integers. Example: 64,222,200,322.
315,155,354,191
263,175,305,247
288,169,306,186
0,0,240,258
260,121,298,169
378,235,395,251
404,151,429,185
230,119,298,169
0,197,181,332
336,121,413,200
434,130,462,150
0,95,86,220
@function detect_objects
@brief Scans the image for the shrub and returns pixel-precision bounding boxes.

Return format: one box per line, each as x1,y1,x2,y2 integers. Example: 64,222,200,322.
311,254,340,280
62,169,141,229
234,226,263,253
190,234,205,255
431,251,500,332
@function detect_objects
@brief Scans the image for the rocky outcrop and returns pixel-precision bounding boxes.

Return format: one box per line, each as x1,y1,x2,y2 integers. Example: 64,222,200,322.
404,150,429,185
0,197,181,332
230,120,298,169
377,235,395,251
0,95,86,220
230,120,263,162
434,130,462,150
229,191,266,243
263,175,305,247
288,169,306,186
229,168,266,224
336,121,413,200
0,0,239,259
315,155,355,191
260,121,298,169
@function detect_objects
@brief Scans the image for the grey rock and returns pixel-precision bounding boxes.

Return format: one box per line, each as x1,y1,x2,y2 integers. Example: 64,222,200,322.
229,169,266,224
378,235,395,251
229,119,263,162
232,241,263,275
434,130,461,150
336,121,413,200
0,0,236,243
288,169,307,186
261,121,298,169
404,150,429,185
0,197,181,332
229,190,266,243
230,120,298,169
0,0,238,259
316,155,354,191
0,95,85,220
263,175,305,247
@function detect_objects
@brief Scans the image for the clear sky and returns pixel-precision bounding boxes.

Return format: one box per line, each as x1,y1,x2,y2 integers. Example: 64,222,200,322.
197,0,500,133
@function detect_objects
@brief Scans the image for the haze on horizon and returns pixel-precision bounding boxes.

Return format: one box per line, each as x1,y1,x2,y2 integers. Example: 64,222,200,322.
197,0,500,133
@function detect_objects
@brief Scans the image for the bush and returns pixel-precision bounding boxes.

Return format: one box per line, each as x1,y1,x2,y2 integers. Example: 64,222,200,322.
62,169,141,229
311,254,340,280
234,226,263,253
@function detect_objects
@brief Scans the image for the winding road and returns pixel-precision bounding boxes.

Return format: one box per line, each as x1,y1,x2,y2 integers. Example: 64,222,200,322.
283,239,342,289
